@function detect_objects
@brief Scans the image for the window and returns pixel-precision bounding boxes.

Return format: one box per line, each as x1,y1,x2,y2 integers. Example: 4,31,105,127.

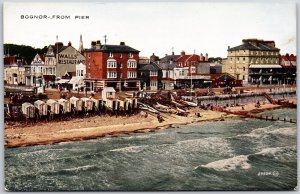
243,75,245,80
120,73,123,78
127,60,137,68
120,63,123,68
150,80,157,87
107,71,117,78
127,71,136,78
243,67,245,71
81,70,84,76
129,53,133,58
120,54,122,58
191,67,196,73
243,58,245,61
107,59,117,68
150,71,158,76
88,53,91,58
40,67,42,72
109,52,113,58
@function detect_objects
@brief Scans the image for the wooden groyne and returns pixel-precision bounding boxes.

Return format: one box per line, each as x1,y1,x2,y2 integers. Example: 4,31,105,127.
211,106,296,124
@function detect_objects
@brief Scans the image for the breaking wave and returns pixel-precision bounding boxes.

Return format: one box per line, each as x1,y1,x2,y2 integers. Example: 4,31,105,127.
199,155,250,171
110,145,148,153
236,126,296,139
198,146,296,172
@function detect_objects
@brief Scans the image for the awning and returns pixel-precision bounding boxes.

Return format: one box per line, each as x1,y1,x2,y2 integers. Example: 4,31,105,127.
249,64,282,68
56,79,70,84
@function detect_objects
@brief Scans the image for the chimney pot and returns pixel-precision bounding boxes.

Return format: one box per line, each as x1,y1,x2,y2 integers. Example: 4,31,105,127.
68,41,72,46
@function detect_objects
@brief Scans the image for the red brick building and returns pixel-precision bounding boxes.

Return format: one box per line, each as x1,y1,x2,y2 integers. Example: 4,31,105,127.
280,53,297,85
84,41,140,92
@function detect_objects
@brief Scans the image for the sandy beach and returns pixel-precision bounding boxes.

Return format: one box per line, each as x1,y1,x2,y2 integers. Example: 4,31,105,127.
5,97,290,148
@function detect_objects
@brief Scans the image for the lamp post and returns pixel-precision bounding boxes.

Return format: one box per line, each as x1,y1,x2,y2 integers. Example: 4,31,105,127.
190,63,193,97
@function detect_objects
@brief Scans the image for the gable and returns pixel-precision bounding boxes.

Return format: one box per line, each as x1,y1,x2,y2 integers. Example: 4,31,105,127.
57,46,85,65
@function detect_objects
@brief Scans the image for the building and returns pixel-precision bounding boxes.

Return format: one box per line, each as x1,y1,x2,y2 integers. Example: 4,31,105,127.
280,53,297,85
4,55,26,85
139,62,161,91
85,40,140,92
30,54,45,86
174,51,210,88
69,62,86,91
45,40,85,79
223,39,281,85
157,52,180,90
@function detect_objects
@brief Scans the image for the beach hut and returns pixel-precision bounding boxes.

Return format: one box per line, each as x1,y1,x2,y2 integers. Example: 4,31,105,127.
102,87,116,100
70,96,83,111
91,98,100,111
58,98,71,113
47,99,60,114
34,100,47,116
81,97,93,111
106,99,118,111
22,102,35,118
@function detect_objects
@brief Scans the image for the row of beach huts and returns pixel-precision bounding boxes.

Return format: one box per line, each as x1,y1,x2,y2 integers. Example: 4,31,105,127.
6,96,138,121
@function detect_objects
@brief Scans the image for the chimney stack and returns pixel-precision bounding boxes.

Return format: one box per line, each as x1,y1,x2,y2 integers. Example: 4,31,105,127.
120,42,125,45
172,51,174,55
96,40,101,49
91,41,96,49
228,46,230,49
200,53,203,61
205,53,208,61
181,51,185,56
68,41,72,46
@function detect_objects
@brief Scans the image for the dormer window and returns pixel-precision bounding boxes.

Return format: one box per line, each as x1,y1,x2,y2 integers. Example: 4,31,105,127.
109,52,113,58
129,53,133,58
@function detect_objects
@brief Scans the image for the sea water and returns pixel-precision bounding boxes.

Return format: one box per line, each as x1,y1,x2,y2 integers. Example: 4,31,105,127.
5,108,297,191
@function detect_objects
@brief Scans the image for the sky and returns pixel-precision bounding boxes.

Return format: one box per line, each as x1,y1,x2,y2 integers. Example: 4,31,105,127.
3,1,296,58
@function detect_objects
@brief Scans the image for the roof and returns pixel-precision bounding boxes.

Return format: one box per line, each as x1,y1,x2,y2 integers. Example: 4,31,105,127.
31,53,45,65
249,64,282,68
102,87,116,93
210,73,236,80
176,54,199,63
50,42,68,54
86,44,139,53
159,55,181,63
140,62,161,71
56,79,70,84
280,54,297,62
228,41,279,52
157,62,176,70
69,76,84,85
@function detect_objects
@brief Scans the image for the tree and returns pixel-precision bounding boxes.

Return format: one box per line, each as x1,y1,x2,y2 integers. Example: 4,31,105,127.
4,44,48,64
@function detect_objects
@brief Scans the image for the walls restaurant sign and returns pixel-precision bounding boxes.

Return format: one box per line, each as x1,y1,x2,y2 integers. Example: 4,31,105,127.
58,54,85,64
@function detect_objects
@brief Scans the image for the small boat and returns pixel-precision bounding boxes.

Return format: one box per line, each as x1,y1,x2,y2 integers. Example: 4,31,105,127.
138,102,159,113
182,100,197,107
